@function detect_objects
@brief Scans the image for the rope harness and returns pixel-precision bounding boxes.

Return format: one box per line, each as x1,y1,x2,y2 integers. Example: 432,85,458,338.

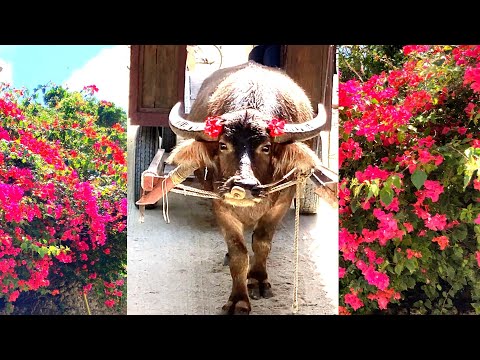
138,166,313,314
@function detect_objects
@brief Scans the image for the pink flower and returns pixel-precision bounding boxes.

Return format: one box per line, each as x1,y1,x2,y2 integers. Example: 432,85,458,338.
476,251,480,267
474,179,480,190
362,200,371,210
355,165,390,183
268,118,286,137
403,45,430,55
339,138,363,167
464,66,480,93
56,251,73,263
363,266,390,290
465,103,476,119
83,84,99,93
339,267,346,278
474,214,480,224
105,299,115,308
384,197,400,212
425,213,447,231
423,180,444,202
9,290,20,302
344,292,364,311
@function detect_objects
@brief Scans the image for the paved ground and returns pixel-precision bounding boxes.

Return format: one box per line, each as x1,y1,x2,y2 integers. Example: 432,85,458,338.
127,125,338,315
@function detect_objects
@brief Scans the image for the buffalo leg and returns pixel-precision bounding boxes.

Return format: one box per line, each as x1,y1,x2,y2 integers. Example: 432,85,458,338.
248,191,293,299
213,203,251,315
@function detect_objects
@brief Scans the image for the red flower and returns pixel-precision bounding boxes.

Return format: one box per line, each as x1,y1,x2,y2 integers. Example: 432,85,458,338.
204,116,223,138
268,118,285,137
432,235,449,250
339,306,351,315
406,249,422,259
403,222,414,233
8,290,20,302
105,299,115,308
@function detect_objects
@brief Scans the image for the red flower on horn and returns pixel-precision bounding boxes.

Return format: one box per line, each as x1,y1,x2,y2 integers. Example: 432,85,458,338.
268,118,286,137
204,116,223,138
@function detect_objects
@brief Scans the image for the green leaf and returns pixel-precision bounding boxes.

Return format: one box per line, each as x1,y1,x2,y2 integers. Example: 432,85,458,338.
37,247,48,258
351,200,360,213
446,266,455,279
471,302,480,315
390,175,401,189
366,188,374,201
353,183,364,197
452,227,467,241
394,263,404,275
411,170,427,189
405,258,418,273
370,182,380,197
464,174,473,189
380,186,394,206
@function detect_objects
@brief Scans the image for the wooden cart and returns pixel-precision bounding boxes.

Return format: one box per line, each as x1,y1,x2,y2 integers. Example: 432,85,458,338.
129,45,337,212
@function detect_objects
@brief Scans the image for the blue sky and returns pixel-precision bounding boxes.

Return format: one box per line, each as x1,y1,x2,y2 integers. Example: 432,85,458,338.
0,45,130,111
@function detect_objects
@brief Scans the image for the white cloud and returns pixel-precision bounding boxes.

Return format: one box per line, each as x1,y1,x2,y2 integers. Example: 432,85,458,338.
0,58,13,85
63,45,130,112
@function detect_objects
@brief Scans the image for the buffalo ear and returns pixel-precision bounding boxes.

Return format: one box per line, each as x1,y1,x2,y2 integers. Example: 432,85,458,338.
272,142,322,178
166,139,216,169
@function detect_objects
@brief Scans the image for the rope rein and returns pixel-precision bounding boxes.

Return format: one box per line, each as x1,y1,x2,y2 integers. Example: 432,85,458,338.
140,166,313,314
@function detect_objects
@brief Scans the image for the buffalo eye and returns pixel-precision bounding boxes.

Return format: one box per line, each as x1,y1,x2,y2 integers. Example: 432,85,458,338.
219,142,228,151
261,144,271,153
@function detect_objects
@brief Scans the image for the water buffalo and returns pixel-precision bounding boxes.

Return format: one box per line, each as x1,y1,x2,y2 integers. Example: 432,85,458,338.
167,60,325,314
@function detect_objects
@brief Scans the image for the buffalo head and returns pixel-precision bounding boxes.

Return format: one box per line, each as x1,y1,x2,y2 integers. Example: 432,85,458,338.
168,102,326,207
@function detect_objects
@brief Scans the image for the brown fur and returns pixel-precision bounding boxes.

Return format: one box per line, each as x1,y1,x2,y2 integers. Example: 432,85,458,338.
167,61,322,315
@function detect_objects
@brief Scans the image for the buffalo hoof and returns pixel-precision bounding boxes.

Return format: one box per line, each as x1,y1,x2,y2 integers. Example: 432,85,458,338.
248,279,273,300
223,252,229,266
221,299,251,315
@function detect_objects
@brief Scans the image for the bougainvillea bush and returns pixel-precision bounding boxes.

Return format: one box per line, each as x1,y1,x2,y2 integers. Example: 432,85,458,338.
0,83,127,314
339,45,480,314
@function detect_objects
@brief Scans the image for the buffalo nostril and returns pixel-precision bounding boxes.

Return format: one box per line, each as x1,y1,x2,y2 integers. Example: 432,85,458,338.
250,186,261,197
